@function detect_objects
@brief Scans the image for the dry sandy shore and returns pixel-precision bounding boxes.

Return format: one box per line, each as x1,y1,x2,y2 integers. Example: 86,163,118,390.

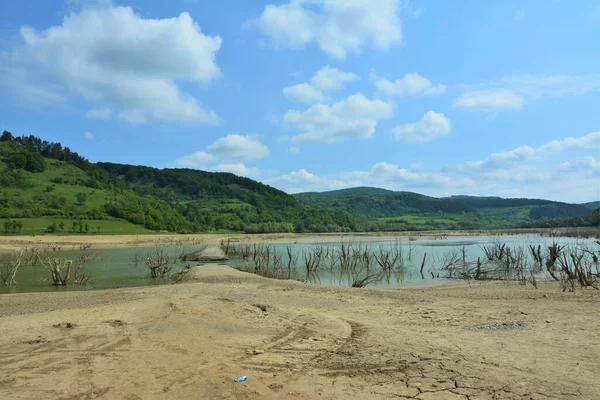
1,264,599,399
0,231,486,251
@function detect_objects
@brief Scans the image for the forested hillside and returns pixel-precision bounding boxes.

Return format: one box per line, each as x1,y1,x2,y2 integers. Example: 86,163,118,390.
0,131,357,233
0,131,597,235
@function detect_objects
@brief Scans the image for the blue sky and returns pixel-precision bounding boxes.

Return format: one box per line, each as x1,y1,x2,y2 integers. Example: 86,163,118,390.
0,0,599,202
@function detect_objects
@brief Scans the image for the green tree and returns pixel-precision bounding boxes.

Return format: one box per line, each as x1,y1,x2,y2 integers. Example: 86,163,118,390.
0,131,14,142
58,221,65,231
24,153,46,173
3,220,12,233
46,223,57,233
85,223,89,233
71,221,78,233
3,150,27,170
45,185,56,193
14,221,22,233
96,225,101,234
76,192,87,206
78,220,84,233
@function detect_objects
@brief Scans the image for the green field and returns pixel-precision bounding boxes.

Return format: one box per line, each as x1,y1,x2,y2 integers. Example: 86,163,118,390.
0,218,152,235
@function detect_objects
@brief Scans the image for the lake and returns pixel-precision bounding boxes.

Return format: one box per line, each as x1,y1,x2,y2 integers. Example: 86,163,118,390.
0,234,596,293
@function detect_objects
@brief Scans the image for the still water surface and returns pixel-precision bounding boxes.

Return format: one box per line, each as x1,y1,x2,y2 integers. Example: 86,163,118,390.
0,235,595,294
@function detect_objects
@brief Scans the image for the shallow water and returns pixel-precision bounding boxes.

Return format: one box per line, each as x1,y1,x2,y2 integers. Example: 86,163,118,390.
227,234,597,288
0,235,596,294
0,245,205,294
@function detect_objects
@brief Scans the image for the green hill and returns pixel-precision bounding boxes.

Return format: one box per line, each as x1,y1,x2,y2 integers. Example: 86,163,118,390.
0,131,356,234
0,130,596,235
295,189,594,231
581,201,600,210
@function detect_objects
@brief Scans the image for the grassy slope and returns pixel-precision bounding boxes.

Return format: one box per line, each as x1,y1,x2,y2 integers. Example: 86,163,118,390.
0,156,154,234
0,218,151,235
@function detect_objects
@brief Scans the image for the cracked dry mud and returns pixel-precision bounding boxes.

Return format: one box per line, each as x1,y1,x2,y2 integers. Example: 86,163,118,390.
0,265,598,399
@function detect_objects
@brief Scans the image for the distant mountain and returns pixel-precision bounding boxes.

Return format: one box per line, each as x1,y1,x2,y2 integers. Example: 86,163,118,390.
445,195,555,208
295,188,593,230
297,186,395,197
294,190,475,220
581,201,600,210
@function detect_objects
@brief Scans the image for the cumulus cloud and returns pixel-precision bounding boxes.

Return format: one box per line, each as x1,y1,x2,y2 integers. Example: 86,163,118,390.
208,134,270,162
174,151,216,168
538,132,600,153
83,131,94,141
283,65,359,104
558,157,600,176
284,93,394,143
253,0,402,59
454,75,600,111
464,146,536,169
85,107,112,120
19,5,222,124
392,111,451,143
174,134,269,177
267,162,474,194
213,162,260,176
266,131,600,202
464,131,600,170
283,83,327,104
375,72,446,97
265,169,347,193
453,90,524,111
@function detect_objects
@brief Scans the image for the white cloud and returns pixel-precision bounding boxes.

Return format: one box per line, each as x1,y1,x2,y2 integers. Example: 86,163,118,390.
174,134,269,177
311,65,359,91
253,0,402,59
174,151,216,168
267,162,474,194
83,131,94,141
288,146,300,154
213,162,260,176
265,169,346,193
392,111,451,143
267,131,600,202
453,90,525,111
283,83,327,104
284,93,394,143
464,131,600,170
85,107,112,120
19,6,222,124
454,75,600,111
559,156,600,172
283,65,359,104
464,146,536,169
208,134,270,162
375,72,446,97
538,132,600,153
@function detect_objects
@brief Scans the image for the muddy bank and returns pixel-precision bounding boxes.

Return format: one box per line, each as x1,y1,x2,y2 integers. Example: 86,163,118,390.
0,265,598,399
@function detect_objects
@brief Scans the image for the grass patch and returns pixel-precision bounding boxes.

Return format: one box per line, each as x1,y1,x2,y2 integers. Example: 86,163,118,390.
0,217,153,235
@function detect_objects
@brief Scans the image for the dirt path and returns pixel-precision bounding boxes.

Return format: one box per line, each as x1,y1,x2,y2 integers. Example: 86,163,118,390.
0,265,598,399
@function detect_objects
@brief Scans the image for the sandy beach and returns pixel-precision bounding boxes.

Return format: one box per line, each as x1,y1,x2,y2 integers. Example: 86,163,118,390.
1,261,599,399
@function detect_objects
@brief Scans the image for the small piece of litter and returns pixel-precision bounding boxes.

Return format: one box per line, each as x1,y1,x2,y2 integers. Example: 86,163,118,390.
234,376,247,383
